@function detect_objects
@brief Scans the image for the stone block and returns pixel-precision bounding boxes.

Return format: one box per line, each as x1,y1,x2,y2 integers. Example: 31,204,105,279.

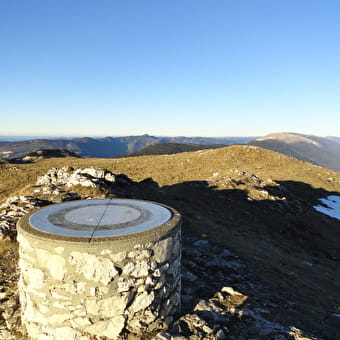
128,291,155,314
86,316,125,338
69,251,119,285
123,260,150,277
154,237,173,263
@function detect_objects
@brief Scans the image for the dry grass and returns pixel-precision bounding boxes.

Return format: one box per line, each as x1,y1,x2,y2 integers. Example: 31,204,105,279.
0,240,18,255
1,145,339,204
1,145,340,339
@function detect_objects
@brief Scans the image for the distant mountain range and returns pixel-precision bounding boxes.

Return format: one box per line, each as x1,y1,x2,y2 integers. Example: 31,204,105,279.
1,132,340,172
248,132,340,172
0,135,254,159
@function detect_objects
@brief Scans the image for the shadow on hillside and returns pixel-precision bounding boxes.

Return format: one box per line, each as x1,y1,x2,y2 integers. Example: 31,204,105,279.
125,177,340,258
113,177,340,340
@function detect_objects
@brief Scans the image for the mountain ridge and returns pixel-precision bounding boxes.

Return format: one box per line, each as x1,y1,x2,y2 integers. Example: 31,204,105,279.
115,142,227,157
248,132,340,172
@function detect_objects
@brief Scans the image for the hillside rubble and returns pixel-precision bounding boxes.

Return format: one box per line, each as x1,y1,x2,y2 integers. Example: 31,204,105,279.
153,236,313,340
0,196,51,240
207,170,287,201
0,167,325,340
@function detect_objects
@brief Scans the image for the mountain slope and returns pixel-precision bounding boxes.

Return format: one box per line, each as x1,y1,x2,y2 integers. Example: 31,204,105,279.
328,136,340,144
23,149,81,161
248,132,340,172
1,145,340,339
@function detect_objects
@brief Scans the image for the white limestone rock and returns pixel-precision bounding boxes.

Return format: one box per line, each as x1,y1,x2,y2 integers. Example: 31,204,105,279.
86,294,128,317
0,329,13,340
35,248,66,281
54,247,64,254
128,291,155,314
16,234,27,247
69,251,118,285
54,326,81,340
50,292,70,300
122,260,150,277
86,316,125,339
117,277,137,293
48,313,73,325
153,237,173,263
37,334,53,340
100,294,129,317
21,265,45,290
22,293,46,323
128,249,152,260
52,301,73,311
70,317,92,328
109,251,127,263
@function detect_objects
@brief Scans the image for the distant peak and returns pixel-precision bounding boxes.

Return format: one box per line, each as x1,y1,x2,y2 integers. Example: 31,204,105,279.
256,132,321,148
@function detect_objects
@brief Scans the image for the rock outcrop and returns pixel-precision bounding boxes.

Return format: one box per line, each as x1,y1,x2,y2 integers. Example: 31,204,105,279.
36,167,118,188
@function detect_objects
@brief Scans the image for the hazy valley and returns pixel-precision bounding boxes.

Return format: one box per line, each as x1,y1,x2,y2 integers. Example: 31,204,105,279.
0,135,254,159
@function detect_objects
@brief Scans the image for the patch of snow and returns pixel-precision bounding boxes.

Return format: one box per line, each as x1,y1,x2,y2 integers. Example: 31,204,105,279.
314,196,340,220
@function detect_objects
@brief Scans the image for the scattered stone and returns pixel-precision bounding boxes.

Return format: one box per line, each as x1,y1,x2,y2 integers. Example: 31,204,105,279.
0,196,51,240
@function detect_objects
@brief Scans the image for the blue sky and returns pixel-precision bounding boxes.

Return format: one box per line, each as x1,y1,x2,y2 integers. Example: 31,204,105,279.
1,0,339,137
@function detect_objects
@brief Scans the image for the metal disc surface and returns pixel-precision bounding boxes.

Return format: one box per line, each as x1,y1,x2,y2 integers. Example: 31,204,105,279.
29,199,172,238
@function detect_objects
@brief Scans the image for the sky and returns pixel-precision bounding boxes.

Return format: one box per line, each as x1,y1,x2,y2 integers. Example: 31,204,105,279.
1,0,340,137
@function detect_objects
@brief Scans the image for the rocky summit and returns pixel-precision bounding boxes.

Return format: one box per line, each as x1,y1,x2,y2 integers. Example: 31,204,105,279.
0,145,340,340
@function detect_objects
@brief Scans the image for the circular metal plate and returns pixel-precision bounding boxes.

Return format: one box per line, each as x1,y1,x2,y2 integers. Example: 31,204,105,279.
29,199,172,238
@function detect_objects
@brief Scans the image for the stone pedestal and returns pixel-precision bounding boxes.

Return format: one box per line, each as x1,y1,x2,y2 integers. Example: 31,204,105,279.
17,199,181,340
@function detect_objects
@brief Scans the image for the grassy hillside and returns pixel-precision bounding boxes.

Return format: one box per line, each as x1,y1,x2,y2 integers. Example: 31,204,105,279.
1,145,340,339
2,144,339,196
1,145,339,206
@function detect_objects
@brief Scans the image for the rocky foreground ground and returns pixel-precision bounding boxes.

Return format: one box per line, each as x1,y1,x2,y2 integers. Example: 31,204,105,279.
0,166,339,339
